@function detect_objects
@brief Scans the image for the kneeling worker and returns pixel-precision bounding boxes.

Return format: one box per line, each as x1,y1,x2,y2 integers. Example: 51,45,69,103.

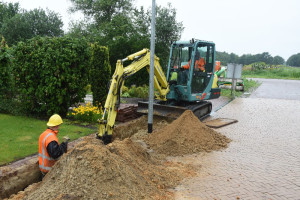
39,114,69,175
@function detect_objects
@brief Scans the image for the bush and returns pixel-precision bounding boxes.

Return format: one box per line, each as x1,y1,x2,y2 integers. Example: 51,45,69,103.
89,43,111,107
135,85,149,99
85,84,92,95
0,37,11,95
0,37,18,113
12,36,90,117
67,102,103,123
251,62,267,70
122,85,149,99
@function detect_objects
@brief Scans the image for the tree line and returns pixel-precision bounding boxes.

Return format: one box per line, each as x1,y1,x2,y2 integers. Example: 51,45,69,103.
216,51,300,67
216,51,285,66
0,1,184,86
1,1,300,69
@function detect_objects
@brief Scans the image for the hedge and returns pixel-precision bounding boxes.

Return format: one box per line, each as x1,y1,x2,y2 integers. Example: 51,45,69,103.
89,43,111,107
0,37,17,113
12,36,90,117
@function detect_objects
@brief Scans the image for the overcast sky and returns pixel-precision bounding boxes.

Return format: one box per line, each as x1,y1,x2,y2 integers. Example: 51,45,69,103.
5,0,300,60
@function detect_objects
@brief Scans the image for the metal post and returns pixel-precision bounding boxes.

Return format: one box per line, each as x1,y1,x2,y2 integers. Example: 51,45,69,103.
148,0,156,133
231,64,236,98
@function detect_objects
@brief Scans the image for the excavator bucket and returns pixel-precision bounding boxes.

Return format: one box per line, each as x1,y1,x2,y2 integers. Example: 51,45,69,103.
137,101,188,119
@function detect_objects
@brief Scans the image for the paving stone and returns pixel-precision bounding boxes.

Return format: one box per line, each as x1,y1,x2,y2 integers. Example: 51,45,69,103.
172,98,300,199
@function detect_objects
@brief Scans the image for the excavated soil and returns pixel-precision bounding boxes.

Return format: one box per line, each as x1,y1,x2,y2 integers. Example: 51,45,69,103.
145,110,231,156
113,115,173,140
9,137,195,200
8,111,230,200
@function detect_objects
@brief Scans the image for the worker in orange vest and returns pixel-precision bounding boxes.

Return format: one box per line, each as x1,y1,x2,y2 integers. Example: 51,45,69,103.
39,114,69,176
182,53,206,71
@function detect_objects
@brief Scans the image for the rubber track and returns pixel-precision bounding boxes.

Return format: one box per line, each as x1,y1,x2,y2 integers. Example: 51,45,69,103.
187,101,212,121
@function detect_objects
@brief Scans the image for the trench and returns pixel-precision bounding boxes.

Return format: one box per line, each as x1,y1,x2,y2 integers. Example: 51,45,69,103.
0,116,167,199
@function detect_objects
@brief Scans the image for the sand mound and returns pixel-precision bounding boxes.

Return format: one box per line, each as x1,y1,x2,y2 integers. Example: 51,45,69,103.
10,137,194,200
113,115,172,140
145,110,231,156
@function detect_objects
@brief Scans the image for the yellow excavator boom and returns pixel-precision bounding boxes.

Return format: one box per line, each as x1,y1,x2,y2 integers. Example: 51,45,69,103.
97,49,169,143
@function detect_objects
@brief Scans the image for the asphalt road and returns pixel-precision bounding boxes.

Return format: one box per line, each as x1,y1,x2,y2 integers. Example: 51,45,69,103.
249,78,300,100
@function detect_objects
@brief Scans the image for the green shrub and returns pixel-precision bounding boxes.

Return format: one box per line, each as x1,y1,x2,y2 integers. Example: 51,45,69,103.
123,85,149,99
128,85,137,97
121,92,130,98
12,36,90,117
251,62,267,70
85,84,92,95
0,37,18,113
89,43,111,107
122,85,129,93
135,85,149,99
0,37,11,95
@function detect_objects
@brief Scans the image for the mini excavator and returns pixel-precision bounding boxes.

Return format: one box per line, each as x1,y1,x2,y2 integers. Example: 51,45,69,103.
97,39,221,144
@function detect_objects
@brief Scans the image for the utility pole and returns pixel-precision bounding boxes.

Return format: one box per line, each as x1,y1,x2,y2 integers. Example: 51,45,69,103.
148,0,156,133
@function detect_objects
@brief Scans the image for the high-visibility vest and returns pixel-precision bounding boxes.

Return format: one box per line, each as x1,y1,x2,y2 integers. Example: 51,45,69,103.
170,72,178,81
183,58,206,71
39,129,59,173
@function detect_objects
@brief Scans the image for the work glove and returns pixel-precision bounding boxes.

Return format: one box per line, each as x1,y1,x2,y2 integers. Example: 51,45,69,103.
63,136,70,143
60,142,68,153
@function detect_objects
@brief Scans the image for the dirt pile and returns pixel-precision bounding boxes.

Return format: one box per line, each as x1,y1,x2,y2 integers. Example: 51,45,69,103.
145,110,231,156
113,115,172,140
9,137,194,200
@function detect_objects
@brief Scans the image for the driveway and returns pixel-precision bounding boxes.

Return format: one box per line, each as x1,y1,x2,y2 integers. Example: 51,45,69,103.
172,78,300,200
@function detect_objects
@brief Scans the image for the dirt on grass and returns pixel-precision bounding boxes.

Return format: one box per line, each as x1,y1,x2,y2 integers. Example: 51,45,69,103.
8,110,230,200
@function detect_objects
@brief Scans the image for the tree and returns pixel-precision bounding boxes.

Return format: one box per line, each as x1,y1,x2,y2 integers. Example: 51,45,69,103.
1,8,64,45
69,0,138,69
259,52,273,64
154,4,184,69
216,51,239,65
272,56,285,65
68,0,183,86
69,0,133,26
286,53,300,67
0,2,20,29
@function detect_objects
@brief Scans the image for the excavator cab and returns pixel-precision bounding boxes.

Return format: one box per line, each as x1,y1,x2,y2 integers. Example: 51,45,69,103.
166,39,220,103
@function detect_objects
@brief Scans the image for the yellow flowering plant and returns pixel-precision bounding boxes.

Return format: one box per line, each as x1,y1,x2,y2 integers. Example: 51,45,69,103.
67,102,103,123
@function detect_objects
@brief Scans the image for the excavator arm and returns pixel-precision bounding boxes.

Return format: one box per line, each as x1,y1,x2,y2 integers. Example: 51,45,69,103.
97,49,169,144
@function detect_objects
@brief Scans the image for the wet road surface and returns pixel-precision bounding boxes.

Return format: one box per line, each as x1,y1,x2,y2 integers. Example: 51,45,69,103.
172,78,300,199
249,78,300,100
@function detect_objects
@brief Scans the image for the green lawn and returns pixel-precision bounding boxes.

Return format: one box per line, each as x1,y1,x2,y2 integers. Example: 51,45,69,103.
242,66,300,80
0,114,95,165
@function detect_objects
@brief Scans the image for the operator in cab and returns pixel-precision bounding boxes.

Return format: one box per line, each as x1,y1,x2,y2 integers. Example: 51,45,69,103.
39,114,69,176
182,51,206,71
